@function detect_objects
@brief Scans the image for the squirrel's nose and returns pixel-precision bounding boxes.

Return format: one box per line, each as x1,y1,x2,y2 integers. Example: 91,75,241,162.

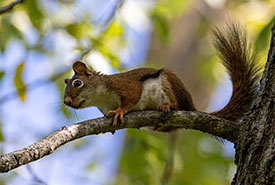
64,96,72,106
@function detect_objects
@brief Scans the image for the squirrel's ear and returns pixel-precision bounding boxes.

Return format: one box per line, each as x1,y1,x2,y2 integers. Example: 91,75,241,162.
72,61,93,76
73,61,88,74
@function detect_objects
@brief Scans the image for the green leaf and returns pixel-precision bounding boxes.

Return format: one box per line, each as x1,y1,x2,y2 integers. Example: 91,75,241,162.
96,21,125,50
151,12,170,45
0,18,24,52
102,21,123,38
24,0,44,30
54,70,72,118
97,46,121,69
73,138,87,149
87,162,96,171
60,104,70,118
0,71,5,84
155,0,192,17
65,22,92,40
0,121,4,142
255,16,275,52
14,62,26,102
66,23,80,38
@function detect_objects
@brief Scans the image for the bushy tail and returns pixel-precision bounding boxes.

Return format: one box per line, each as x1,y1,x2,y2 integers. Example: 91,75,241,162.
211,23,261,121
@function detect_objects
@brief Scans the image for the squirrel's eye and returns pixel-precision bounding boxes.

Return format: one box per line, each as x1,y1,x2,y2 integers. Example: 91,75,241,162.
72,79,83,88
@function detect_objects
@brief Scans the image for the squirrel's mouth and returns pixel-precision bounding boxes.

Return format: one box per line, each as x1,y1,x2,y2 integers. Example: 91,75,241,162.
69,100,85,109
76,100,85,109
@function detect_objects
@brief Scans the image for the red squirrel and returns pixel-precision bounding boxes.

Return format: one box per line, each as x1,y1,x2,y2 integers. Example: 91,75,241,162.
63,23,260,128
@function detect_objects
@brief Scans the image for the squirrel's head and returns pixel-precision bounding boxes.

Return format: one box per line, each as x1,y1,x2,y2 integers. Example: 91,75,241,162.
63,61,98,109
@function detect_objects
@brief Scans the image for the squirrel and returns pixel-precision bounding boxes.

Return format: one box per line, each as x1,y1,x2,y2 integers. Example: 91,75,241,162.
63,23,260,129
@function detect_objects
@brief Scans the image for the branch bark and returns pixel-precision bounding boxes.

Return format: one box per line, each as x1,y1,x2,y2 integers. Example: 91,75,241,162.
0,0,23,15
0,110,237,173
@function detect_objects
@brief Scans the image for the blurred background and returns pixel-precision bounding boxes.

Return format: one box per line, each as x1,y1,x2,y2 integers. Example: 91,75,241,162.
0,0,273,185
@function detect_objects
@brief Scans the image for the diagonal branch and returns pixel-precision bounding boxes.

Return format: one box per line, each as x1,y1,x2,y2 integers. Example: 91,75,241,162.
0,0,24,15
0,110,238,173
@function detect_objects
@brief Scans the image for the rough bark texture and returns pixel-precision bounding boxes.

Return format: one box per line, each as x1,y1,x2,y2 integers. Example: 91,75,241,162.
0,111,237,173
232,22,275,185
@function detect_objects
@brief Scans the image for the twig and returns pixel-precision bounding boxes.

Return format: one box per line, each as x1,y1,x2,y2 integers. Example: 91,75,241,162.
161,131,178,185
94,0,124,26
0,0,24,15
0,110,238,173
26,164,47,185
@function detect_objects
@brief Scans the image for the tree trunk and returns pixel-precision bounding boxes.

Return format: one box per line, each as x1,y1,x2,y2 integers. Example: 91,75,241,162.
232,22,275,185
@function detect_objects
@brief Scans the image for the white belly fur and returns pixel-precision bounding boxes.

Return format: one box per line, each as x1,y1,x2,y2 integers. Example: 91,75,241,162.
131,76,171,111
86,85,120,114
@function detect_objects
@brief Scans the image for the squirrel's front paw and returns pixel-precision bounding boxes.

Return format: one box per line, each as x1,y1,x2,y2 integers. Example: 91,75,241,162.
157,104,176,113
105,108,125,126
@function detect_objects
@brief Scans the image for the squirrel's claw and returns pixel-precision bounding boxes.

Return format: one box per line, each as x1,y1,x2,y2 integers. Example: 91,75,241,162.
157,104,176,113
105,108,124,126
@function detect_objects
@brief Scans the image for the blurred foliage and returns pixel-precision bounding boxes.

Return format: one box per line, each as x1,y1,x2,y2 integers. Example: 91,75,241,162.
154,0,192,18
66,21,93,40
0,171,17,185
46,67,77,118
93,20,125,70
0,16,24,52
0,0,125,102
114,130,233,185
54,70,71,118
151,0,192,46
25,0,44,30
255,16,275,53
151,11,170,45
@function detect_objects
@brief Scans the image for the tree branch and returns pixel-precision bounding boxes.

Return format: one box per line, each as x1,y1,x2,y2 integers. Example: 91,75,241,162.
0,110,238,173
0,0,23,15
